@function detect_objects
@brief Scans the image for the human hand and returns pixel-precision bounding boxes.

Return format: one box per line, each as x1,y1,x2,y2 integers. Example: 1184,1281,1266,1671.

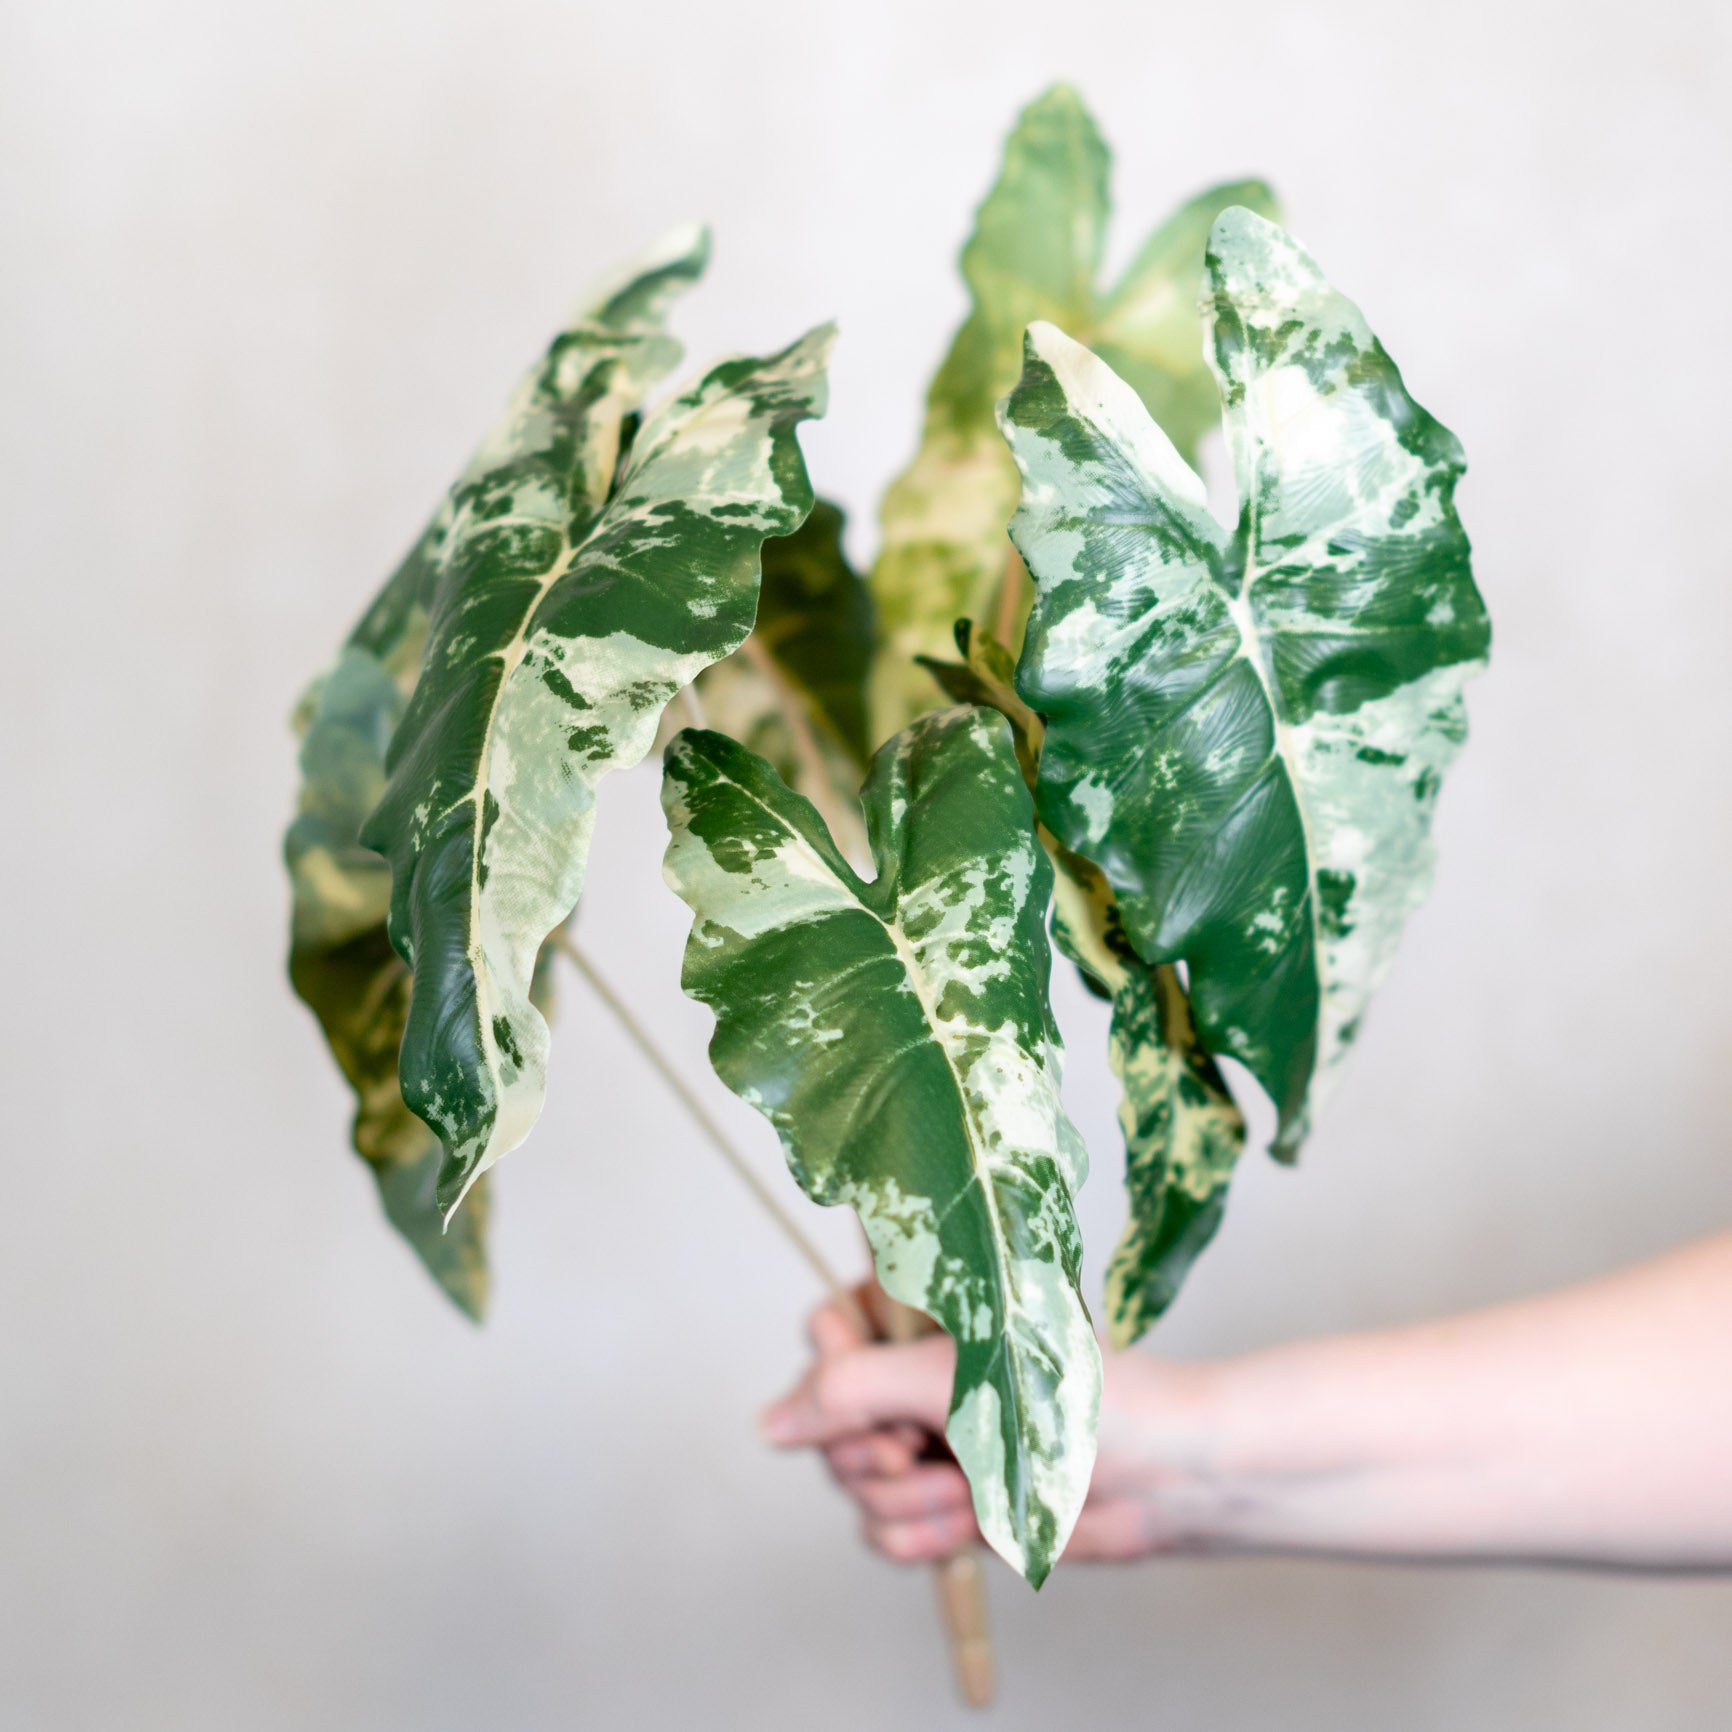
758,1283,1229,1566
762,1235,1732,1574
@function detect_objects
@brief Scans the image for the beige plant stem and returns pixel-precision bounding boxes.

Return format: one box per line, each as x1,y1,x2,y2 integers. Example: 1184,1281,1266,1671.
742,622,997,1703
991,545,1029,652
563,924,995,1705
676,681,708,731
553,929,868,1336
876,1280,997,1709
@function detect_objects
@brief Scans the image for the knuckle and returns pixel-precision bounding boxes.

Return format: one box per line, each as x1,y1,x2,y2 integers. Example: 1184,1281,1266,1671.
855,1479,893,1517
825,1439,867,1476
811,1358,859,1424
878,1523,922,1562
872,1434,913,1476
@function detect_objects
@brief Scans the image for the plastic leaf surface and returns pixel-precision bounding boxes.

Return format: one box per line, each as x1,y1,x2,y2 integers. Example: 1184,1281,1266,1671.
920,624,1245,1344
1004,208,1489,1160
359,224,832,1215
866,82,1276,741
661,715,1100,1586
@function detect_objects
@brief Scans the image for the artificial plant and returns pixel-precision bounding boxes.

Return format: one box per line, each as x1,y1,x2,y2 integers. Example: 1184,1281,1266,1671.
288,83,1487,1627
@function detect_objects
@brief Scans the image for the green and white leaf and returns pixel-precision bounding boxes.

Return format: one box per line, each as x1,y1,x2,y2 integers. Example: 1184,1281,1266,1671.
288,628,493,1316
288,514,553,1313
919,623,1245,1344
733,497,873,766
662,713,1099,1586
683,497,873,854
1004,207,1490,1161
360,220,831,1216
1047,856,1246,1345
866,82,1276,741
916,619,1043,787
288,227,709,1293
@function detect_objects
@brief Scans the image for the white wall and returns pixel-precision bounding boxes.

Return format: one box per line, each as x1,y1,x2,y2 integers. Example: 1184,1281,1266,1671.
5,1,1732,1726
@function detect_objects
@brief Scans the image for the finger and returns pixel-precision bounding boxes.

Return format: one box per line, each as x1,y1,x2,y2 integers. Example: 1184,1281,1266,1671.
807,1298,869,1357
850,1463,972,1522
825,1431,918,1480
761,1336,954,1446
863,1506,979,1564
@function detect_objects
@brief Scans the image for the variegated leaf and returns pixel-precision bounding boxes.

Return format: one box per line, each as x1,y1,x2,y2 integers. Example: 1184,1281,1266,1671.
661,714,1099,1586
739,497,873,766
362,258,833,1216
287,532,555,1312
920,623,1245,1344
1004,208,1490,1161
684,498,873,853
288,633,492,1315
288,228,711,1295
1048,857,1246,1346
866,82,1276,741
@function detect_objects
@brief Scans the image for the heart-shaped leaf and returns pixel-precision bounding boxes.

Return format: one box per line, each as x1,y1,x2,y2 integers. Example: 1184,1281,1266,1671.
867,83,1276,741
1003,207,1490,1159
661,713,1099,1586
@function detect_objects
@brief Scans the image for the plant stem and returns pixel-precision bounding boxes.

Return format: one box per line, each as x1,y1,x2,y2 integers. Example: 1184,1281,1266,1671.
568,922,992,1704
552,929,868,1335
992,545,1029,651
870,1266,996,1707
677,682,708,731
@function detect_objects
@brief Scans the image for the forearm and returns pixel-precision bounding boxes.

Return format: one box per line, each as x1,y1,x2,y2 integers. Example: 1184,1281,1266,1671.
1129,1233,1732,1568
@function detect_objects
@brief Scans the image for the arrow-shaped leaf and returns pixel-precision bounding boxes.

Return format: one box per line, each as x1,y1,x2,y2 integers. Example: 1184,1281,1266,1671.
661,713,1100,1586
920,623,1245,1344
288,633,494,1315
1004,207,1490,1160
286,218,700,1310
360,222,831,1214
288,230,709,1297
867,83,1276,741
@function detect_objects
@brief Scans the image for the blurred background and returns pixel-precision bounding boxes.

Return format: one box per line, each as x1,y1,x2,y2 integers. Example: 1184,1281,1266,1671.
5,0,1732,1725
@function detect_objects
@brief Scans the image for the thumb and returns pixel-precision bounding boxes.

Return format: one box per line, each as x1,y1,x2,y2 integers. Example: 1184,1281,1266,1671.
761,1335,955,1446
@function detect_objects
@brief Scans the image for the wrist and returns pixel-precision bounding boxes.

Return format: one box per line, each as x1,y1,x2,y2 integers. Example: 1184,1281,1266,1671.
1095,1351,1274,1554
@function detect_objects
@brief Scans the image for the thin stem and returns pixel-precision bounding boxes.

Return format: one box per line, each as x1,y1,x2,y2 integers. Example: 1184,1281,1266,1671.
552,929,868,1335
677,682,708,731
992,544,1028,651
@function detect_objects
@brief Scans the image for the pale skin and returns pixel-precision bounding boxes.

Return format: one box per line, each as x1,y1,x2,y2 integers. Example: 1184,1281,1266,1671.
761,1232,1732,1572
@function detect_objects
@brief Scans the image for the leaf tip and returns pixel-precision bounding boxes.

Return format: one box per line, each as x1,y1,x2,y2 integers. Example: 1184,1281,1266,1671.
790,319,840,378
1205,202,1307,294
438,1163,486,1230
1019,80,1098,137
